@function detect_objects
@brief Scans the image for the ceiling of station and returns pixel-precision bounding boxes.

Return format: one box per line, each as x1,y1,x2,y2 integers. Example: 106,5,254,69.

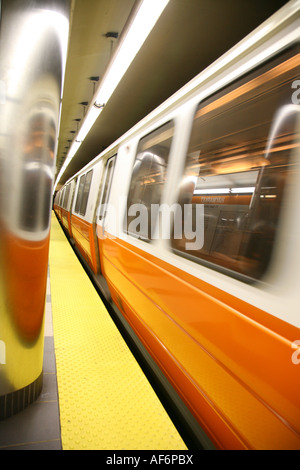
56,0,289,188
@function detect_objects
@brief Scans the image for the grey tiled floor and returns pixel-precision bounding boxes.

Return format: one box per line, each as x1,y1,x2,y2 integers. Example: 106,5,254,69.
0,273,62,450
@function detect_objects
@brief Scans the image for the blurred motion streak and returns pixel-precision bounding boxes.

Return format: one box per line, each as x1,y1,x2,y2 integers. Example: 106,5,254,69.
0,0,69,417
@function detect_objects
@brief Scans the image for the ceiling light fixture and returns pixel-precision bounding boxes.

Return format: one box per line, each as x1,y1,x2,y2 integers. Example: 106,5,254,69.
55,0,169,188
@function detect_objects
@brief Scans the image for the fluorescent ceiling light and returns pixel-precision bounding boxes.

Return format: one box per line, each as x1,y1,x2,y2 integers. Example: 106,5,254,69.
77,106,101,142
55,0,169,187
95,0,169,106
194,187,255,195
194,188,230,195
231,186,255,193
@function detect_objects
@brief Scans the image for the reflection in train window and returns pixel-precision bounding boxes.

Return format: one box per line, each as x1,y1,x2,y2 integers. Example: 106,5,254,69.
75,174,86,213
172,47,300,281
125,121,174,240
79,170,93,216
74,170,93,216
62,183,71,209
99,156,116,221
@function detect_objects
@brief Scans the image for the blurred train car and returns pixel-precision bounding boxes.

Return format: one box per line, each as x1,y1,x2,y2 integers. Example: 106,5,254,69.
54,1,300,449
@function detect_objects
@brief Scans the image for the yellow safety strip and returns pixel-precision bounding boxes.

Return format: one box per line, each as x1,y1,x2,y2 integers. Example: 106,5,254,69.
48,213,187,450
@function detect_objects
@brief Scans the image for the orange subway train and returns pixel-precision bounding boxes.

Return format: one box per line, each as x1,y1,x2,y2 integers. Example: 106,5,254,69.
54,1,300,450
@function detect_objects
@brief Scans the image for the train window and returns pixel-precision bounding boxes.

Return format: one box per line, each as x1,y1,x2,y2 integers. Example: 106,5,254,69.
63,184,71,209
172,46,300,282
79,169,93,216
125,121,174,240
99,156,116,221
75,174,86,213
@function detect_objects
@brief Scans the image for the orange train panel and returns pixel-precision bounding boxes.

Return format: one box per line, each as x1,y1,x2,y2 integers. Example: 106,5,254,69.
98,233,300,450
61,208,72,236
53,205,61,220
71,215,98,274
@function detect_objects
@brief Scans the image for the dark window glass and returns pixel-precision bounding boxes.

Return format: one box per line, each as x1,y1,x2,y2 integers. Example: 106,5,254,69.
75,174,86,213
99,156,116,221
79,170,93,216
63,184,70,209
172,47,300,282
125,121,174,240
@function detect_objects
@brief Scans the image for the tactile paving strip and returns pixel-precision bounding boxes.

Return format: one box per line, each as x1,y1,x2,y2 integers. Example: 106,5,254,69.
48,213,187,450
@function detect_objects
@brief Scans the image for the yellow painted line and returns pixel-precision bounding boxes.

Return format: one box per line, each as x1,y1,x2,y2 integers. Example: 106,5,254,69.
48,213,187,450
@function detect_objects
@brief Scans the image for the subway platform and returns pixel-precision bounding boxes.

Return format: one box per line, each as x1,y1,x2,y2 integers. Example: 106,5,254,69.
0,213,187,450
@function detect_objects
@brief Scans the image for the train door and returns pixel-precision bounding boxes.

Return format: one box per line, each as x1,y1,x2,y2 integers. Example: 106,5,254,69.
67,178,77,236
96,155,116,255
70,169,97,271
